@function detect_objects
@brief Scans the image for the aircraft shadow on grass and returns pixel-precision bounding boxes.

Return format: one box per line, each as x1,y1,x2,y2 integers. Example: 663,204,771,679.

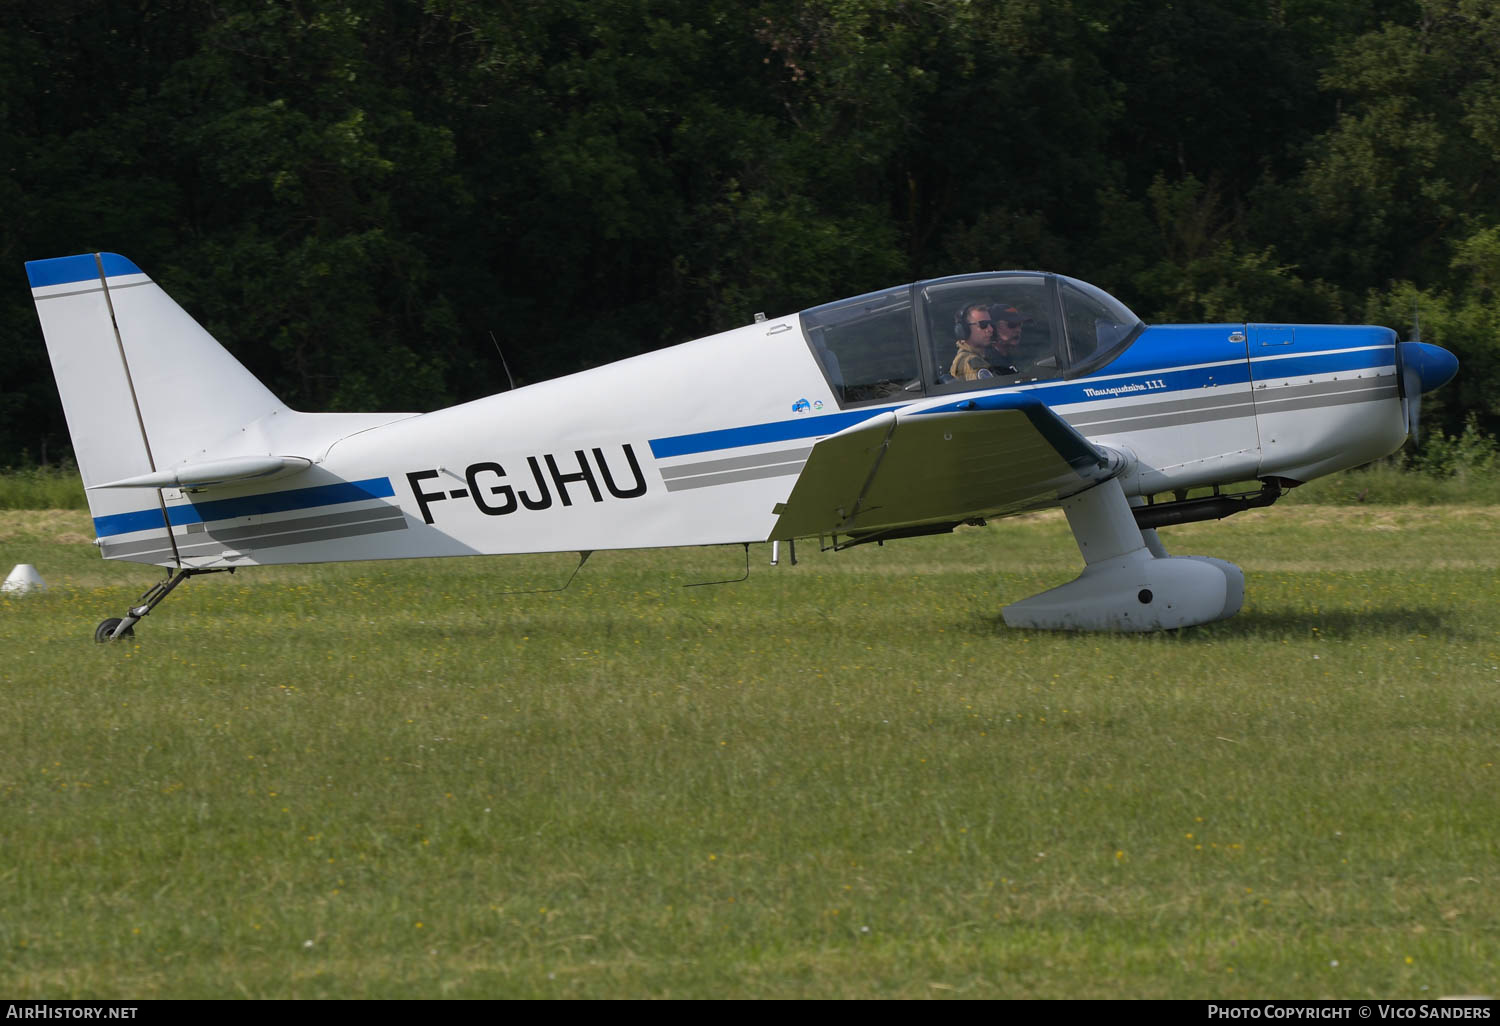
992,606,1467,642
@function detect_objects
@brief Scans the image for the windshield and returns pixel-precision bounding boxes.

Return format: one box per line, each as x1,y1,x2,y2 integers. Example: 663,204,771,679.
1056,274,1143,370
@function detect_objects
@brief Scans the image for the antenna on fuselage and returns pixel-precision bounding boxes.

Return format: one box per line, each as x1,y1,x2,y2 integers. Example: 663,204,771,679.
489,331,517,391
492,551,592,595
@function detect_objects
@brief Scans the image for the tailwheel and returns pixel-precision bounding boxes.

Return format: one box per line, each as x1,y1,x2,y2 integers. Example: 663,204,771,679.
95,618,135,643
94,566,234,643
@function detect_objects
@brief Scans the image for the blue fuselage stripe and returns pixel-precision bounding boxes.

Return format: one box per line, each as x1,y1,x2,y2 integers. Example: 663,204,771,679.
649,409,884,458
1249,348,1393,379
92,477,396,538
91,507,172,538
647,344,1391,460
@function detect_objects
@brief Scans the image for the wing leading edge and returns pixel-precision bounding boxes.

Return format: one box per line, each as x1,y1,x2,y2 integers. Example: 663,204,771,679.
768,392,1122,542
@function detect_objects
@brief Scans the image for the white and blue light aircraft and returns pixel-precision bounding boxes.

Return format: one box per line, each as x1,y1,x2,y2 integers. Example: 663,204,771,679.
26,253,1458,639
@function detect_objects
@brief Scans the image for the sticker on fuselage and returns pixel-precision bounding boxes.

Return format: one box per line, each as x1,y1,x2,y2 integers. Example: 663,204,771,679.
1080,379,1168,398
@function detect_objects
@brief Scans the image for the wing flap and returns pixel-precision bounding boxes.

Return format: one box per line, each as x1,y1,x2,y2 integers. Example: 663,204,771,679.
769,392,1119,540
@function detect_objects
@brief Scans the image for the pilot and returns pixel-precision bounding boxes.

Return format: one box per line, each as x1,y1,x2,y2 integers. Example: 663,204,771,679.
950,303,1020,381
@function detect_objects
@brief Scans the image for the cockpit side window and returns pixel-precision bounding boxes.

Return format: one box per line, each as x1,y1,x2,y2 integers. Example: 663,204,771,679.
920,275,1060,392
799,286,921,406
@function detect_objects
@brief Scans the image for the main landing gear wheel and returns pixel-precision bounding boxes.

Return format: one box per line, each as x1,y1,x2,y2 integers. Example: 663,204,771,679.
95,618,135,643
1000,477,1245,631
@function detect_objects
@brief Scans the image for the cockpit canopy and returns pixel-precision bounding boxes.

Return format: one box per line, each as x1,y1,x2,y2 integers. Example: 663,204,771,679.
799,272,1144,407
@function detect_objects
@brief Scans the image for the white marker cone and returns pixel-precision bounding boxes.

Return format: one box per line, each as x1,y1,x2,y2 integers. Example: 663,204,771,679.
3,564,48,594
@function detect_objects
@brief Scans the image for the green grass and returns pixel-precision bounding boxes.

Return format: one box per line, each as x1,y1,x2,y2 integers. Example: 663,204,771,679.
1282,461,1500,505
2,506,1498,998
0,464,87,510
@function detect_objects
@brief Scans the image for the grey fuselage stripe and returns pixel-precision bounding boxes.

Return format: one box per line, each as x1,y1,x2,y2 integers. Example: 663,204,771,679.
1063,389,1255,427
663,459,809,492
1255,372,1396,395
1253,383,1398,415
102,505,407,560
1069,375,1396,435
1070,400,1257,436
191,504,402,543
659,446,815,480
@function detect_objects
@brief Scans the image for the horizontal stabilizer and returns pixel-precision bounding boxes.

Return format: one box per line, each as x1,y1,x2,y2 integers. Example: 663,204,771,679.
91,455,313,490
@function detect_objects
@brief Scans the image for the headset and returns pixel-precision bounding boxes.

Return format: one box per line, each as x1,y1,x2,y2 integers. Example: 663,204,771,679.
953,302,991,340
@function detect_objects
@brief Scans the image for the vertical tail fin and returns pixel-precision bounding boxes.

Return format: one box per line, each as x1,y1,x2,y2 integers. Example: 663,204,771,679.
26,252,289,561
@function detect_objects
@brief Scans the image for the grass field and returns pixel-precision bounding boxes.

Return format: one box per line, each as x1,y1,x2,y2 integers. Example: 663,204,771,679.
2,504,1497,998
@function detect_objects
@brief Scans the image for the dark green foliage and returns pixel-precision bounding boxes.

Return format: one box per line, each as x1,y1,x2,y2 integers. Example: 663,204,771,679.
3,0,1497,465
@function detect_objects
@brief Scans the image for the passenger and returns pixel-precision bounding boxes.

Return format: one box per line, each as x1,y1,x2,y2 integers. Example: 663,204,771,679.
990,304,1026,366
950,303,1019,381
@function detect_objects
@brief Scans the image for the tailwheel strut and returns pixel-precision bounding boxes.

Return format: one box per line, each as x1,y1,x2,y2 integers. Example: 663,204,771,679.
95,567,235,643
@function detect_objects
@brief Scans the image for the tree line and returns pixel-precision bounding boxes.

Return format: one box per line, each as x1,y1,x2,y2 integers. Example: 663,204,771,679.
3,0,1497,465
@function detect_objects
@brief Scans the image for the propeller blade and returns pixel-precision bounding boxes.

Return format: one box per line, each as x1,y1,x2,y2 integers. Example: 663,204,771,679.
1396,341,1461,444
1404,373,1422,443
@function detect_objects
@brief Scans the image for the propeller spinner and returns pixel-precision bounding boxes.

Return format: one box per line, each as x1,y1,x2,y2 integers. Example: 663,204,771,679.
1396,340,1460,443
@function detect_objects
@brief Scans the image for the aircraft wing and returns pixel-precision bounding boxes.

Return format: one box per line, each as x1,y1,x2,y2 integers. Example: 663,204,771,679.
769,391,1122,541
